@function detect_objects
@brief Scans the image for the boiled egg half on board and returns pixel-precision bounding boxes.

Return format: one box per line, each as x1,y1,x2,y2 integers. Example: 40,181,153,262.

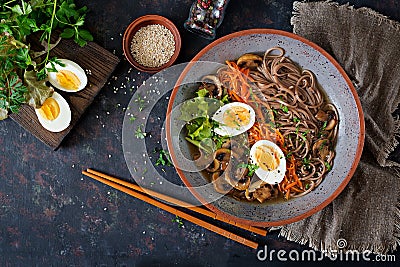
250,140,286,184
35,92,71,132
47,59,87,92
212,102,256,137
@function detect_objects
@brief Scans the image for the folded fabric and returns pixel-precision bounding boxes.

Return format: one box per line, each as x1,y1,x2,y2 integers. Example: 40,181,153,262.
279,1,400,254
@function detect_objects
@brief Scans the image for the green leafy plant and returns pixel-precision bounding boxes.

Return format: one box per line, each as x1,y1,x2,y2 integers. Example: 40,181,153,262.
0,0,93,120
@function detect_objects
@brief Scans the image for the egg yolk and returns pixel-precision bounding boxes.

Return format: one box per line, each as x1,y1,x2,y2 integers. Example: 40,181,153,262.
254,145,280,171
56,70,81,91
222,106,251,128
38,97,60,121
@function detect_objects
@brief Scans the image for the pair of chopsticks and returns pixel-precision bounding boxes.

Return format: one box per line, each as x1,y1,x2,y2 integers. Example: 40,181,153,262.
82,168,267,249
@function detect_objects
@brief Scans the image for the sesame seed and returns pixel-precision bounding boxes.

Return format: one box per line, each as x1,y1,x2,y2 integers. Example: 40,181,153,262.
130,24,175,68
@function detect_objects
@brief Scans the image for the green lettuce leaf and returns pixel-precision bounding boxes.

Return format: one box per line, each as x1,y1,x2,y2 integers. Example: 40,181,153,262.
24,70,54,108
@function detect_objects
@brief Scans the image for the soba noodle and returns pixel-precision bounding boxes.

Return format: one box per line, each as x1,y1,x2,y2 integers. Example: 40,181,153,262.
192,47,338,202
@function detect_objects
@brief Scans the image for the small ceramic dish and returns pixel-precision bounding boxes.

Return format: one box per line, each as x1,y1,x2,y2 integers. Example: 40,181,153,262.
122,15,181,73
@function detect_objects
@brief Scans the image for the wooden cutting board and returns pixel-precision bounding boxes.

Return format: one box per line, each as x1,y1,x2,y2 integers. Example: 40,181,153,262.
10,39,120,150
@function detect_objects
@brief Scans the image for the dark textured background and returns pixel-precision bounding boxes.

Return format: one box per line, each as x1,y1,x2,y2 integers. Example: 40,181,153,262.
1,0,399,266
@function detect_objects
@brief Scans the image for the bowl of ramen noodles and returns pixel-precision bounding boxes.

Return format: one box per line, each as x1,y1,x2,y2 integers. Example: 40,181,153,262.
166,29,364,227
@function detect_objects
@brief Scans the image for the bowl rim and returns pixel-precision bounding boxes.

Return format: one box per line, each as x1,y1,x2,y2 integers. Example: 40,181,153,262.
122,14,181,73
166,28,365,227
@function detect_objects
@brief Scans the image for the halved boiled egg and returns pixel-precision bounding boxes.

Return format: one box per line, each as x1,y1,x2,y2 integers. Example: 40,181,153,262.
35,92,71,132
250,140,286,184
47,59,87,92
212,102,255,137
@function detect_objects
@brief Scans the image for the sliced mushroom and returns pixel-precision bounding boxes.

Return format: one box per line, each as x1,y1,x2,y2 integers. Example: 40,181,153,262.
312,139,330,160
325,118,337,131
214,148,231,162
211,172,232,194
235,176,251,191
315,110,328,121
245,189,253,201
253,186,273,203
248,179,265,193
236,54,263,70
221,140,231,149
214,148,232,171
206,159,220,172
230,189,247,201
225,166,250,190
201,75,223,99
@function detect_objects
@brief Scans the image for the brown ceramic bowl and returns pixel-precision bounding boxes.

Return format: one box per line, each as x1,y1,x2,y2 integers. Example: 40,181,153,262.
122,15,181,73
166,29,365,227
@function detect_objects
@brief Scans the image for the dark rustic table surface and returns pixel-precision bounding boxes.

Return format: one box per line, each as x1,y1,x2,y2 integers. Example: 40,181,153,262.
1,0,400,266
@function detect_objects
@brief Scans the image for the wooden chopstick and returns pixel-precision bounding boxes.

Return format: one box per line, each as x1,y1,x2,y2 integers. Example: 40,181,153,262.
82,169,259,249
86,168,267,236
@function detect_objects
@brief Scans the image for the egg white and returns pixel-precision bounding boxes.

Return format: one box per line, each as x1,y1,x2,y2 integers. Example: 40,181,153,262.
212,102,255,137
35,92,71,133
46,59,88,92
250,140,286,184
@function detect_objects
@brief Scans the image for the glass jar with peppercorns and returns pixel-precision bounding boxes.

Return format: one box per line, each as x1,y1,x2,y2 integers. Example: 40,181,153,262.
184,0,230,40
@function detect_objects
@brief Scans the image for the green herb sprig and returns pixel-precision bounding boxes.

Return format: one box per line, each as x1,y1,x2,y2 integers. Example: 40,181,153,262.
0,0,92,119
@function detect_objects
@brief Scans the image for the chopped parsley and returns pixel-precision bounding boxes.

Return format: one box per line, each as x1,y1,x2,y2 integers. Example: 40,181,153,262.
303,158,311,166
238,163,259,176
155,149,173,166
321,121,328,131
285,151,293,159
134,95,146,112
280,104,289,113
324,161,332,171
129,116,137,122
134,124,147,139
172,215,184,228
302,130,310,138
221,94,230,104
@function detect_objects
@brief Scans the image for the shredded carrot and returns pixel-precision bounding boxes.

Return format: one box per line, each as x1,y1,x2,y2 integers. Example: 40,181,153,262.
284,181,297,190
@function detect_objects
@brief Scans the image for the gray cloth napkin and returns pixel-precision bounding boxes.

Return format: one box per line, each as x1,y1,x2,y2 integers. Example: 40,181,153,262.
279,1,400,254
